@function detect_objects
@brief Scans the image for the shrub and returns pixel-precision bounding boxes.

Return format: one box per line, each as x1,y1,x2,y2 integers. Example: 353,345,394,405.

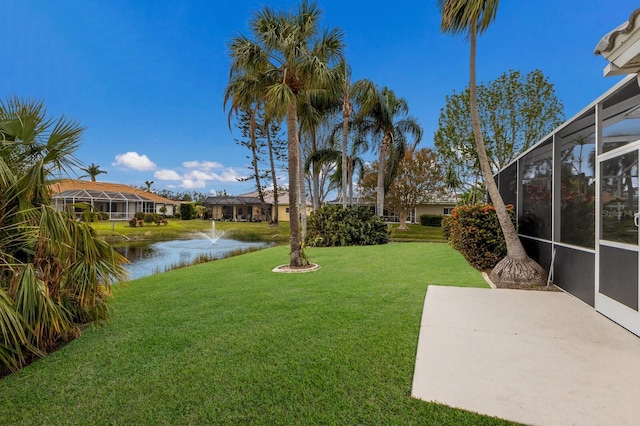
306,205,389,247
180,203,194,220
96,212,109,221
129,217,138,227
144,213,159,224
441,215,452,239
446,204,516,271
420,214,444,227
134,211,146,221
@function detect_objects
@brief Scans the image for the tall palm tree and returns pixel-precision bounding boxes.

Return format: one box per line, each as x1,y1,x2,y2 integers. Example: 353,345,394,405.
228,1,343,267
224,73,268,209
79,162,107,181
353,87,422,216
439,0,546,286
334,61,377,208
0,97,127,373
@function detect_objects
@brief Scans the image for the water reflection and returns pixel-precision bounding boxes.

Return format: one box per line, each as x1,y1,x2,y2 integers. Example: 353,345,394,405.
114,237,269,280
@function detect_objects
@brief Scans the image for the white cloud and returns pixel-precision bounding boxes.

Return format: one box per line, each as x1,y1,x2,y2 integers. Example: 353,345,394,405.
112,152,157,171
183,168,245,183
183,160,222,170
154,169,182,180
181,179,206,189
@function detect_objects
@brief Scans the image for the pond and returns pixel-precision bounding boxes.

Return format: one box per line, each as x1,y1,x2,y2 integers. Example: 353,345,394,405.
114,237,270,280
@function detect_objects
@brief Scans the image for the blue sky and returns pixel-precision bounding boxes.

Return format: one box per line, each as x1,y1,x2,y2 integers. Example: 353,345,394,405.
3,0,638,195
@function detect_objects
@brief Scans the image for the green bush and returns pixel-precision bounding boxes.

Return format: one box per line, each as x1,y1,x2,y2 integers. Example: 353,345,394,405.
446,204,515,271
144,213,159,223
420,214,444,227
134,211,146,221
96,212,109,221
441,215,452,239
306,205,389,247
180,203,194,220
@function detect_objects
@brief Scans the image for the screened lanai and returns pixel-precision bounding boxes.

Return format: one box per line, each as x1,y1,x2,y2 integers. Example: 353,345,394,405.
50,180,178,220
495,74,640,335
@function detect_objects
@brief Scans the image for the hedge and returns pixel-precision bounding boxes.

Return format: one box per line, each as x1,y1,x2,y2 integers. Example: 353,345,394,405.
446,204,516,271
305,205,389,247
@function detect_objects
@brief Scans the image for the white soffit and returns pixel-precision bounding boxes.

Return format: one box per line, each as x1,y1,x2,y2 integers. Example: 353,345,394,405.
595,8,640,76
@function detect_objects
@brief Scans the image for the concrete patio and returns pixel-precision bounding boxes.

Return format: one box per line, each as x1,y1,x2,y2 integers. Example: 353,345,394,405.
412,285,640,426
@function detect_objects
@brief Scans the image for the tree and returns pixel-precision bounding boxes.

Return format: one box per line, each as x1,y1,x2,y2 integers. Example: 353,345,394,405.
0,97,127,374
435,69,564,188
79,162,107,181
303,117,342,207
228,1,344,267
353,87,422,216
334,61,377,208
439,0,547,286
144,180,154,192
360,148,445,230
224,70,269,212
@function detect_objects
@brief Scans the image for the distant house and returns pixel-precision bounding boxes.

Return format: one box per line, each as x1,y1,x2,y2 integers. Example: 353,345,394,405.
329,193,458,223
49,179,178,220
202,190,312,222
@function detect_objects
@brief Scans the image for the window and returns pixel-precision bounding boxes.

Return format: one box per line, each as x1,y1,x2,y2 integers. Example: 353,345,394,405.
285,207,290,214
443,207,453,215
558,116,596,248
519,139,553,240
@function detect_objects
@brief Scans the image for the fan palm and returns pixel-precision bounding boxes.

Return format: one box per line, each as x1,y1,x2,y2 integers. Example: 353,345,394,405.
79,162,107,181
353,87,422,216
228,1,344,267
0,97,127,373
439,0,546,286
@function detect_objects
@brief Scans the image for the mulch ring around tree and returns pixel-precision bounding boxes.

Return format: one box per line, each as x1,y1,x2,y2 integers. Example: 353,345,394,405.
272,263,320,273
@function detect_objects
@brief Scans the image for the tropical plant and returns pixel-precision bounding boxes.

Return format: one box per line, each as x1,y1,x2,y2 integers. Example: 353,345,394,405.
0,97,127,374
228,1,344,267
305,205,388,247
352,87,422,216
144,180,154,191
332,61,377,208
439,0,547,286
79,162,107,181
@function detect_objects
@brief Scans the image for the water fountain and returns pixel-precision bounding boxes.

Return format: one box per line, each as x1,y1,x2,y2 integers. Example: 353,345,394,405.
201,220,225,244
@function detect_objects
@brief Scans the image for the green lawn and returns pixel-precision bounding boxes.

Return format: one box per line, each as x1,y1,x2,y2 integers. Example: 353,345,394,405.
93,219,291,244
389,223,445,242
0,243,513,425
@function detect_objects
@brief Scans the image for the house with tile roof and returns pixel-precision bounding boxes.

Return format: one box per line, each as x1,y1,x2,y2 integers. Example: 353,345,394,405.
49,179,179,221
202,190,312,222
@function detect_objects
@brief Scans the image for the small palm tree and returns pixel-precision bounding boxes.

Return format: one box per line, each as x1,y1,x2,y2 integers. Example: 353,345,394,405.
228,0,344,267
439,0,546,286
145,180,154,192
0,97,127,373
353,87,422,216
79,162,107,181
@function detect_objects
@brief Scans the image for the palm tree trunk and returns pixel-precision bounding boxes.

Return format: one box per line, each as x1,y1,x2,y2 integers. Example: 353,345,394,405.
376,135,390,217
250,108,264,204
266,122,278,225
299,137,307,242
311,127,320,211
287,99,302,267
342,88,351,209
348,159,354,206
468,25,545,286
